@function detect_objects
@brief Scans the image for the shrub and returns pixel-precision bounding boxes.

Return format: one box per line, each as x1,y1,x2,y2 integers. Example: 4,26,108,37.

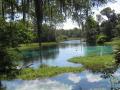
97,34,107,44
114,46,120,63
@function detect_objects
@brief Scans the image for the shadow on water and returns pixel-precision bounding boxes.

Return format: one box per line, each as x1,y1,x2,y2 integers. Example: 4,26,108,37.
100,63,120,90
19,41,86,68
0,40,119,90
22,45,59,60
20,44,59,67
0,81,5,90
20,40,113,68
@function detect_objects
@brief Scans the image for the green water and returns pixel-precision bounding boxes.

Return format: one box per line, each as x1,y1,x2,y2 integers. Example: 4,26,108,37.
20,40,113,68
1,40,117,90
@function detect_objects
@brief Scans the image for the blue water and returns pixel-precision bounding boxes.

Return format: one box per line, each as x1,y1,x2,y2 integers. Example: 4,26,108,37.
2,70,120,90
20,40,113,68
1,40,118,90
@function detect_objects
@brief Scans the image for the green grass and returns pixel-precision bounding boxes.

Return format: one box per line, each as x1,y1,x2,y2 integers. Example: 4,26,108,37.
18,42,58,50
18,66,84,80
69,55,115,72
1,54,116,80
18,55,115,80
105,39,120,46
67,37,80,40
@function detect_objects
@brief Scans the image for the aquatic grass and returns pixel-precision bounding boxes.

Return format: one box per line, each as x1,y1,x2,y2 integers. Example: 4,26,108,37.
18,66,84,80
69,55,115,72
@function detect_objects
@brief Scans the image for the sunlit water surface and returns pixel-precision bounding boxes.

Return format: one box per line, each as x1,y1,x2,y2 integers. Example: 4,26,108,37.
1,40,120,90
20,40,113,68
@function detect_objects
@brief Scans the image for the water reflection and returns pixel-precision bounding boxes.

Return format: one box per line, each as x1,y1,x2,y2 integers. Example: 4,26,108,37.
84,45,113,56
68,74,81,83
1,79,72,90
1,64,120,90
23,45,59,60
19,40,113,68
2,70,119,90
0,81,6,90
0,40,116,90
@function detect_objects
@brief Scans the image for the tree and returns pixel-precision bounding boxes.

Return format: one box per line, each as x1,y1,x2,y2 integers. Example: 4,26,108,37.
32,0,109,44
0,0,111,79
100,7,118,41
85,16,98,44
115,24,120,38
100,21,113,41
96,34,107,44
100,7,113,19
0,17,34,79
40,24,56,42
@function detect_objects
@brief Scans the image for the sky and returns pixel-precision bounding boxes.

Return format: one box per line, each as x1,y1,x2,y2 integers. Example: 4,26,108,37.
61,0,120,30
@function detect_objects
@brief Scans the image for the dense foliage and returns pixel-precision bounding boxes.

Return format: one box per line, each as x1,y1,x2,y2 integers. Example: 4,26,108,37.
0,17,34,78
0,0,114,82
83,7,120,45
56,28,81,41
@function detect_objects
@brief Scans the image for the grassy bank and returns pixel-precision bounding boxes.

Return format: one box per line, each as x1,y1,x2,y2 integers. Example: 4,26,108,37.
105,39,120,46
15,39,82,51
18,66,84,80
18,42,58,50
18,55,115,79
67,37,80,40
69,55,115,72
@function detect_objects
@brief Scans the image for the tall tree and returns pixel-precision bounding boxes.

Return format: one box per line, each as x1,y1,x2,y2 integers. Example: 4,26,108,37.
85,16,98,44
100,7,113,20
34,0,43,45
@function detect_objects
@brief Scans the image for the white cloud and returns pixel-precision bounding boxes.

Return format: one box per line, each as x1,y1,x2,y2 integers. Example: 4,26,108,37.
113,72,120,77
62,18,79,30
104,0,120,13
62,0,120,29
93,0,120,18
68,74,81,83
14,79,72,90
86,74,102,83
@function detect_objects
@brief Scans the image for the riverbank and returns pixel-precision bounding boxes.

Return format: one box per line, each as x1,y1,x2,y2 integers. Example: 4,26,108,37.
6,40,116,80
67,38,81,40
69,55,115,72
18,39,81,51
16,54,116,80
18,66,84,80
18,42,58,51
105,38,120,46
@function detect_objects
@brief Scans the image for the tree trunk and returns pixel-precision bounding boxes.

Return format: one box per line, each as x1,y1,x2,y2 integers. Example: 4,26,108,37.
1,1,5,19
22,0,26,23
34,0,43,46
10,2,15,21
26,0,30,27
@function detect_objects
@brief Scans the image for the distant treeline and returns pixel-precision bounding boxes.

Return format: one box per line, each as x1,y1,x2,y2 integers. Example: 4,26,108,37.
33,25,81,42
56,28,81,41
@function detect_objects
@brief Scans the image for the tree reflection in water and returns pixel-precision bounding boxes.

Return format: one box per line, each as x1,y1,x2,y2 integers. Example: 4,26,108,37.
21,44,59,64
0,42,120,90
0,81,6,90
100,63,120,90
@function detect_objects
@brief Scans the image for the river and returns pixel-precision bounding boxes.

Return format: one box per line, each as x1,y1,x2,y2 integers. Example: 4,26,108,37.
1,40,120,90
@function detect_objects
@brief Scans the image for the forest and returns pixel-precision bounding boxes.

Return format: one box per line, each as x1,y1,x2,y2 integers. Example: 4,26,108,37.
0,0,120,90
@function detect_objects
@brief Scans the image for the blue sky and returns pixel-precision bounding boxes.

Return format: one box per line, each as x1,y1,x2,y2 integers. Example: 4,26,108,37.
61,0,120,30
